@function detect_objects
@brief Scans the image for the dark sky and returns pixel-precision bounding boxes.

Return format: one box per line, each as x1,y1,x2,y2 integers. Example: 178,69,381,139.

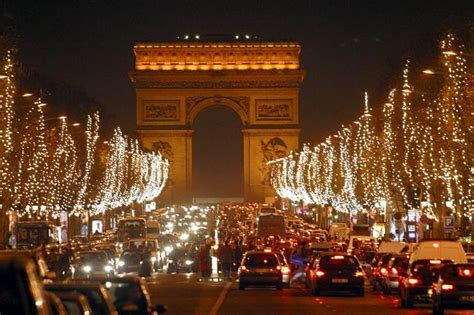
4,0,473,197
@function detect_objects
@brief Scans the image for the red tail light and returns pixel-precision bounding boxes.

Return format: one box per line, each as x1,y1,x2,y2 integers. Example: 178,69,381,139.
391,268,398,275
281,266,291,274
276,265,281,271
315,270,325,277
380,268,388,276
241,266,248,272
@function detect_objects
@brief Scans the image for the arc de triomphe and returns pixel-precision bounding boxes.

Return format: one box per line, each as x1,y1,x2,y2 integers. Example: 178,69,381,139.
130,39,305,203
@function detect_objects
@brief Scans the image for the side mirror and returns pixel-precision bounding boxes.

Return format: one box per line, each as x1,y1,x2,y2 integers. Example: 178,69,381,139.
155,304,167,313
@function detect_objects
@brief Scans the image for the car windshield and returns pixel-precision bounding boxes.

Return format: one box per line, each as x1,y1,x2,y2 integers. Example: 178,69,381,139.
442,265,474,280
79,252,107,264
245,253,278,267
320,256,359,269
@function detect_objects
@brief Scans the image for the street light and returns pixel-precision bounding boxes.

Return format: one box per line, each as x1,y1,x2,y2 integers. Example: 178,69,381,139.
422,69,436,75
22,93,33,97
0,75,7,79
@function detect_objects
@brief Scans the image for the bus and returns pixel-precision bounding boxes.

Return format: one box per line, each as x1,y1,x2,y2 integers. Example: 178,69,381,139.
257,214,285,237
117,217,146,242
16,221,55,248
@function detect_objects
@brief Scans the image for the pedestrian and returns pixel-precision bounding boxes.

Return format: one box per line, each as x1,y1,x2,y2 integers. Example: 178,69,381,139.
218,241,233,280
289,246,306,286
198,244,211,278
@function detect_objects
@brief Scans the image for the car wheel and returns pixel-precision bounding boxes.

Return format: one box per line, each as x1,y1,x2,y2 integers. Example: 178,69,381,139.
276,282,283,290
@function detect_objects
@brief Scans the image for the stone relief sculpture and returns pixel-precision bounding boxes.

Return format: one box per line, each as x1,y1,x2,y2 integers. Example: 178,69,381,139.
260,137,288,185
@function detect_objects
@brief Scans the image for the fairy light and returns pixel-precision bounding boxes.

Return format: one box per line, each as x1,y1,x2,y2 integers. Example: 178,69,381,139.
0,51,15,214
268,32,472,223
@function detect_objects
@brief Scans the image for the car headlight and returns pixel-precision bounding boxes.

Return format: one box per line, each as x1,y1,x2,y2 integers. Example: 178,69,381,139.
118,260,125,267
185,260,194,266
164,246,173,253
83,265,92,273
104,265,113,272
180,233,189,241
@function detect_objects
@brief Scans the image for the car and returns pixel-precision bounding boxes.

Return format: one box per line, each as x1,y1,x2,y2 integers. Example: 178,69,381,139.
45,282,118,315
73,250,115,278
0,254,50,315
431,263,474,315
117,249,153,276
399,259,454,308
372,253,394,291
123,238,161,271
78,275,167,314
238,250,283,290
307,254,365,296
52,291,93,315
379,254,410,294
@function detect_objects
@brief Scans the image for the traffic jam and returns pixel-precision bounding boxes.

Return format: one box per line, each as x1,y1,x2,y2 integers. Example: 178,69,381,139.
1,203,473,314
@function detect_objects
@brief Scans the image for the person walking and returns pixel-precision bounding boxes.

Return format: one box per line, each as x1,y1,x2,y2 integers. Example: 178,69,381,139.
218,241,233,280
198,244,211,278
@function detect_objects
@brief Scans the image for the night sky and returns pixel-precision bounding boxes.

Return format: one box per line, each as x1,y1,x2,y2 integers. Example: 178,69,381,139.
3,1,473,197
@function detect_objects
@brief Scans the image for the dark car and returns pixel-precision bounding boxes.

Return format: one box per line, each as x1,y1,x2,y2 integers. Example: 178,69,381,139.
73,250,115,278
432,264,474,315
167,248,198,273
44,291,68,315
78,275,167,314
45,282,118,315
307,254,365,296
238,250,283,290
371,253,394,291
0,249,57,283
117,249,153,276
399,259,454,308
379,254,410,294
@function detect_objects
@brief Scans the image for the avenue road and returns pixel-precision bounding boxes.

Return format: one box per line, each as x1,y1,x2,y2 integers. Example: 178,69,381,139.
146,273,474,315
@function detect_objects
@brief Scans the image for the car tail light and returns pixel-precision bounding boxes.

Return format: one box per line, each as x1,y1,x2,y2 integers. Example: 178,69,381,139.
241,266,248,271
315,270,325,277
281,266,291,274
462,269,472,277
430,259,442,265
391,268,398,275
441,284,454,291
332,256,344,260
264,248,272,253
408,277,419,285
380,268,388,276
276,265,281,271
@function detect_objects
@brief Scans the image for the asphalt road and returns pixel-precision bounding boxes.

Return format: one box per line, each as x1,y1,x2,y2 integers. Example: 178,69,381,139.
147,273,474,315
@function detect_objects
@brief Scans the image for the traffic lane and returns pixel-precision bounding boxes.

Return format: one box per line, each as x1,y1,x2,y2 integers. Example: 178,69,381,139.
219,283,474,315
146,273,227,315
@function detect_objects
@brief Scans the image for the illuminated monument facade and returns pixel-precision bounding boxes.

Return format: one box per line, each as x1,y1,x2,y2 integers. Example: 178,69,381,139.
130,37,305,203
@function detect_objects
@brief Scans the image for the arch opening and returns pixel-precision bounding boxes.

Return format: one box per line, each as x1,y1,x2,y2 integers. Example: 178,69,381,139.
192,105,243,200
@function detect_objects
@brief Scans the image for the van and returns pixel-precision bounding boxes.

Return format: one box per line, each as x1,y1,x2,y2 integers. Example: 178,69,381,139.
409,239,467,264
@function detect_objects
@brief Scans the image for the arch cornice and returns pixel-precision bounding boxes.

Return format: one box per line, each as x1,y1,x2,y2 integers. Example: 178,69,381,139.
185,95,249,125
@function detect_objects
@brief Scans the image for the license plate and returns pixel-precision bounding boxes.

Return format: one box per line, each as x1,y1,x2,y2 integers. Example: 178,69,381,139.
459,296,474,302
332,278,348,283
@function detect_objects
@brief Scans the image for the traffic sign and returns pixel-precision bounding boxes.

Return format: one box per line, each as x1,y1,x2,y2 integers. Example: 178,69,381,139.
443,216,455,233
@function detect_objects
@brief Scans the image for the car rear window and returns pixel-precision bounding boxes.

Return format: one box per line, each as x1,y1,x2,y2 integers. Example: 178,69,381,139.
443,265,474,280
411,259,453,275
244,254,278,267
320,256,359,269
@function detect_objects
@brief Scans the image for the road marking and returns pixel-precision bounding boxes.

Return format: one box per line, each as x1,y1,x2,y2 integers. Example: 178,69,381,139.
209,281,231,315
